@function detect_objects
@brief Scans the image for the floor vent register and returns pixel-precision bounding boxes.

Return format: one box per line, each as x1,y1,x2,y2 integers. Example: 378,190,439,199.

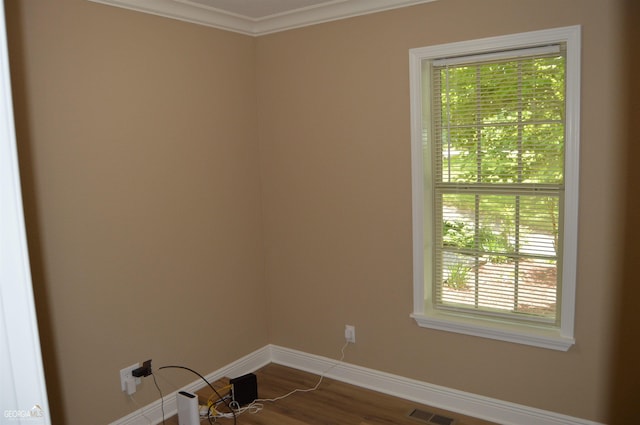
407,408,456,425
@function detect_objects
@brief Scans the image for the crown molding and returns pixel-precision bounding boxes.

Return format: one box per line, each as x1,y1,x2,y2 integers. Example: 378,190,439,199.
87,0,438,36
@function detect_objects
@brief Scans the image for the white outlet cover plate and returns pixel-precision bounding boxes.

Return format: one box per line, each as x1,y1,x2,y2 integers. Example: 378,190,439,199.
120,363,141,391
345,325,356,343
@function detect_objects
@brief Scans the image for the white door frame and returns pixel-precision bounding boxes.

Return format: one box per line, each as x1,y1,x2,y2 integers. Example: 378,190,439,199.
0,0,51,423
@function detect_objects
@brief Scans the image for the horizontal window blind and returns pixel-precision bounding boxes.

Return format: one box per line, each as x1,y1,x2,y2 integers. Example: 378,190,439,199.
431,47,566,324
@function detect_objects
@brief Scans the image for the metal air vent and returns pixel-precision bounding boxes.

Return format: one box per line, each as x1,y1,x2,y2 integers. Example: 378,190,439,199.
408,408,456,425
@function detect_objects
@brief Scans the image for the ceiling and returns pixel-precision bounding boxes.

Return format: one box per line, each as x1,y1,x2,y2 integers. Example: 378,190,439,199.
88,0,438,36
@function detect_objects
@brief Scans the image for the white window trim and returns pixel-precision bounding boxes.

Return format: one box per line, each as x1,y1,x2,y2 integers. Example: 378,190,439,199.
409,26,581,351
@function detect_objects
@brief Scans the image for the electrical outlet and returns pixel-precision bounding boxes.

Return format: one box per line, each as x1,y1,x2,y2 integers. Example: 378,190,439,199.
120,363,141,393
345,325,356,343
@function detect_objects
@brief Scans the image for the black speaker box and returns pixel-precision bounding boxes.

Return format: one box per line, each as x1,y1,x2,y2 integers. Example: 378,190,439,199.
230,373,257,406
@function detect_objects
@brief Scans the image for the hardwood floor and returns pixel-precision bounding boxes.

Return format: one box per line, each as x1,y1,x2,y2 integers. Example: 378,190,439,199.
163,363,497,425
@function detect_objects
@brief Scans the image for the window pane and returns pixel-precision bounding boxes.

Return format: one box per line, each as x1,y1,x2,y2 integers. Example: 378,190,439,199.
522,123,564,183
437,56,565,126
435,54,566,186
438,127,478,183
436,192,559,321
438,123,564,184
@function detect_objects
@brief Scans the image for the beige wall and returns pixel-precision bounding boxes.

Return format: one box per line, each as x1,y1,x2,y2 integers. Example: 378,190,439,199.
5,0,625,424
257,0,622,423
6,1,268,424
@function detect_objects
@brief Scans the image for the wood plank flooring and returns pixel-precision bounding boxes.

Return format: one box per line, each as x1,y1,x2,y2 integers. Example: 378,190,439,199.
163,363,497,425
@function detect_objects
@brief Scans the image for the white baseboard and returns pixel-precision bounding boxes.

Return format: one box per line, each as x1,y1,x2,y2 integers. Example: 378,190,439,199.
268,344,604,425
112,344,604,425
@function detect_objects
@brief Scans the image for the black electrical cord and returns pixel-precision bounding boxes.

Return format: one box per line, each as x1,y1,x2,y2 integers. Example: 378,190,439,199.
158,365,237,425
151,372,166,425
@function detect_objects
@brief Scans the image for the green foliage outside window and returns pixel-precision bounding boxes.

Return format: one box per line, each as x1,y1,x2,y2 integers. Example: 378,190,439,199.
437,55,564,254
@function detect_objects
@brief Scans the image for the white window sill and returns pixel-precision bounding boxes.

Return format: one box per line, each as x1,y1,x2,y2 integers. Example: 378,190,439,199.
411,311,575,351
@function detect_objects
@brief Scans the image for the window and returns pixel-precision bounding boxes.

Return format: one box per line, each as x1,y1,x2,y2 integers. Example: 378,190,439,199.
409,26,580,350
